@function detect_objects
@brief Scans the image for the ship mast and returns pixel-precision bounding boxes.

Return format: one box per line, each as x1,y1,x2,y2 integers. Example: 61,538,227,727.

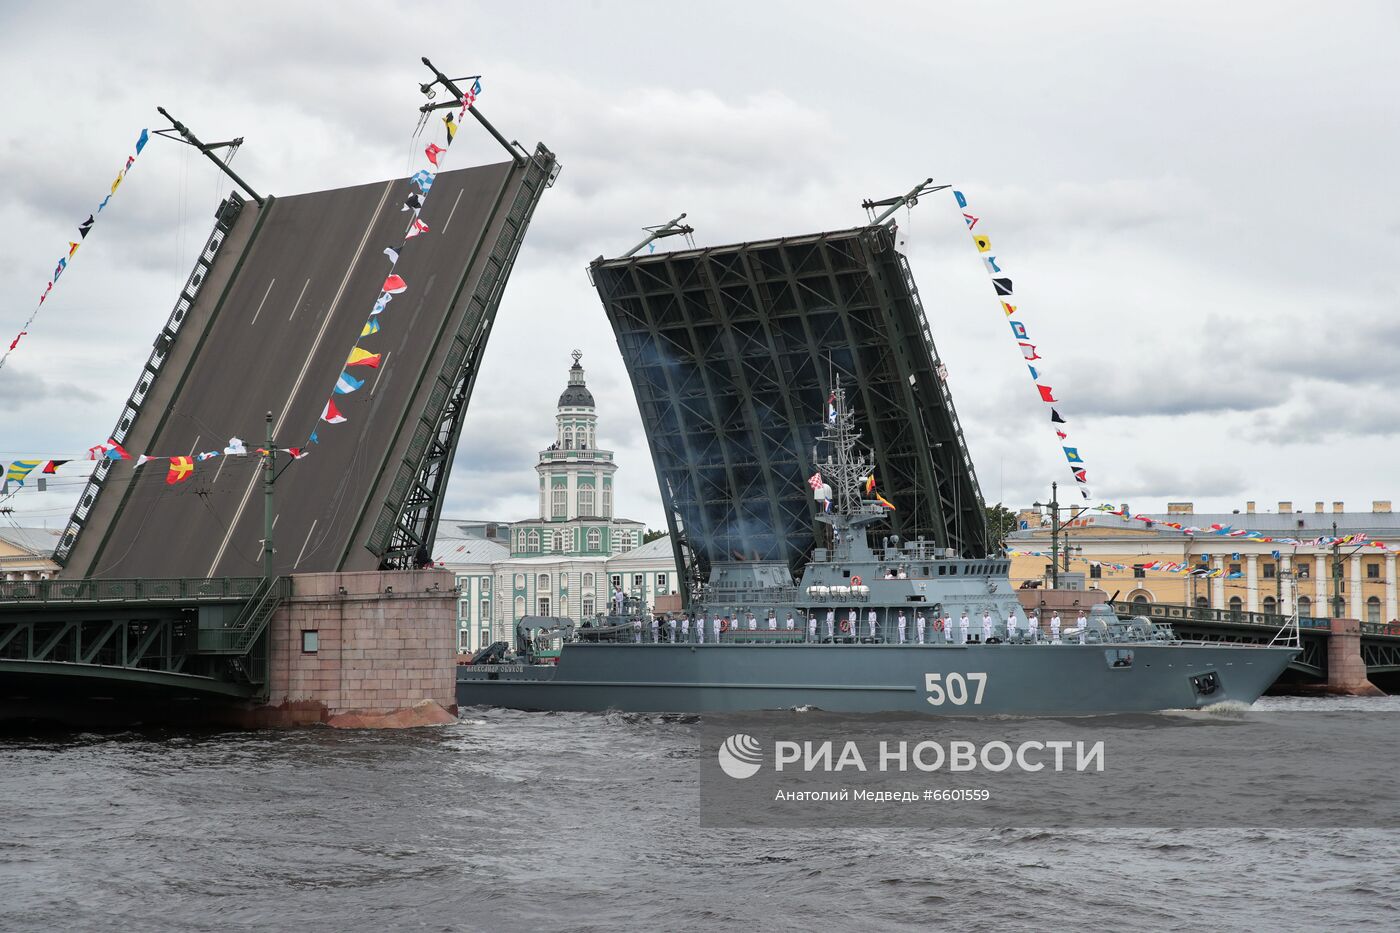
812,378,882,528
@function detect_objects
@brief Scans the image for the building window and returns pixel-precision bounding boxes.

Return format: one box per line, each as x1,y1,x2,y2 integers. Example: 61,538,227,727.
1131,593,1149,611
301,630,319,653
1133,565,1146,579
514,595,525,619
610,574,622,590
1297,564,1310,579
1229,563,1241,575
1298,596,1312,617
1367,596,1381,623
620,531,633,553
582,596,594,616
1228,596,1243,615
602,485,612,518
1263,563,1276,579
632,573,644,592
587,528,601,552
583,572,594,589
1263,596,1276,615
1367,562,1381,580
552,486,567,519
657,573,668,591
514,573,525,590
1195,596,1209,609
579,486,595,516
538,596,551,615
538,573,550,591
479,599,490,622
526,530,539,552
564,429,573,449
1089,564,1102,579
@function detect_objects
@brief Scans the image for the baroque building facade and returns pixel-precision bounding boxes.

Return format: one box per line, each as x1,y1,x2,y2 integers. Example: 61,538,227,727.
1008,499,1400,624
434,353,681,652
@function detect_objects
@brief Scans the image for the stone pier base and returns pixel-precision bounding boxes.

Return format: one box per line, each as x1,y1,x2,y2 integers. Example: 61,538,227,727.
1322,618,1385,697
244,568,459,728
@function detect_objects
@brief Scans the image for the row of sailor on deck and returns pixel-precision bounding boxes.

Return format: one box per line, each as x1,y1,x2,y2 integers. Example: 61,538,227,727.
622,607,1091,644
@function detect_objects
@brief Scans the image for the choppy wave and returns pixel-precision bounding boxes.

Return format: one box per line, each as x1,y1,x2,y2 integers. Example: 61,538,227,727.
1,697,1398,931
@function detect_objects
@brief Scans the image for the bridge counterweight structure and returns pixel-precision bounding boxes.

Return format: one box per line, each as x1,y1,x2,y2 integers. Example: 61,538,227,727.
590,222,988,597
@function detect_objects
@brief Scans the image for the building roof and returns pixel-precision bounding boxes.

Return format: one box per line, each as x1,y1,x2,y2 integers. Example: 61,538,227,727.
432,536,509,566
0,527,61,559
558,359,595,408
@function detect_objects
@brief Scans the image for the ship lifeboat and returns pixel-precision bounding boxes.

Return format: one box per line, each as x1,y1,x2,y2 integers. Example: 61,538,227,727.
830,585,850,597
851,584,870,597
808,585,829,599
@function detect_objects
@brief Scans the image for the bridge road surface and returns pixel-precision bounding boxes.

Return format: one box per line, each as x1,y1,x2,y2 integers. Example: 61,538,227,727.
64,160,521,579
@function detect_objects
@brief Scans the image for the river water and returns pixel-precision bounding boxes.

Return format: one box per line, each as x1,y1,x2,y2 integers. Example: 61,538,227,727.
3,696,1398,932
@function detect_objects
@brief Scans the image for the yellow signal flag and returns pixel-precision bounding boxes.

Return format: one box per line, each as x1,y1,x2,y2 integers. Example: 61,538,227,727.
1001,301,1016,317
973,234,992,253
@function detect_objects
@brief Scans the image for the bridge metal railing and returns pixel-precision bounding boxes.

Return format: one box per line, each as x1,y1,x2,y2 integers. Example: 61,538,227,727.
0,576,265,606
1109,600,1330,630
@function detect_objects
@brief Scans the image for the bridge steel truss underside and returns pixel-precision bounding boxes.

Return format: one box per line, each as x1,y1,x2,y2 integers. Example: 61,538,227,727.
591,223,988,593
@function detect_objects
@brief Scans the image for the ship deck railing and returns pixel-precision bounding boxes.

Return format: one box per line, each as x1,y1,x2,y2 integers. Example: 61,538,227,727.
572,624,1183,648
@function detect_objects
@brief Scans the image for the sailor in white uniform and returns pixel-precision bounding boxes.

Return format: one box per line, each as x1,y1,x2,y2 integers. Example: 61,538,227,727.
696,615,704,644
767,611,778,631
807,613,817,641
681,616,691,642
712,615,723,643
1049,612,1061,644
915,610,926,644
1005,610,1018,642
650,617,660,643
958,611,970,645
785,612,796,631
1076,610,1088,645
668,617,677,643
826,609,836,639
1027,612,1040,643
632,617,642,643
867,608,879,639
847,609,858,638
896,610,908,644
747,612,758,632
980,611,993,643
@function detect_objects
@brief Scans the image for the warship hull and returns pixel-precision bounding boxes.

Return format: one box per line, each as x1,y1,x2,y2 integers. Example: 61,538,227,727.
457,641,1297,715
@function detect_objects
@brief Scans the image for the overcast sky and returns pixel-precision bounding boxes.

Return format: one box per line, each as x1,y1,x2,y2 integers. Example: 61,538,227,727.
1,1,1396,535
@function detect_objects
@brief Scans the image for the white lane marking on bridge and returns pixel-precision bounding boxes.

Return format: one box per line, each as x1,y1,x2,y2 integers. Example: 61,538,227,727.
368,351,390,393
440,188,465,235
249,278,276,325
188,435,200,457
206,182,396,577
294,519,318,569
287,277,312,321
272,513,280,530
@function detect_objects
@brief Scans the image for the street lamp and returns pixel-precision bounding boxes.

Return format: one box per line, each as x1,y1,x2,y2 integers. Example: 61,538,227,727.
1031,481,1091,590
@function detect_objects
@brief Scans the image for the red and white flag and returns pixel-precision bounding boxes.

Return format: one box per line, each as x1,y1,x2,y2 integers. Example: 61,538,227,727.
406,218,430,239
807,472,824,491
424,143,446,167
382,274,407,295
321,399,348,424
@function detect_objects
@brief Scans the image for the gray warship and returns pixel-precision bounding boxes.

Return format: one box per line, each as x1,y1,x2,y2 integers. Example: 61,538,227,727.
457,384,1298,714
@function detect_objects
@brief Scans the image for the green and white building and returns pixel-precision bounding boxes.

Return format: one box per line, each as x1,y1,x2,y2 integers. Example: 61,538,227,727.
434,352,681,652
